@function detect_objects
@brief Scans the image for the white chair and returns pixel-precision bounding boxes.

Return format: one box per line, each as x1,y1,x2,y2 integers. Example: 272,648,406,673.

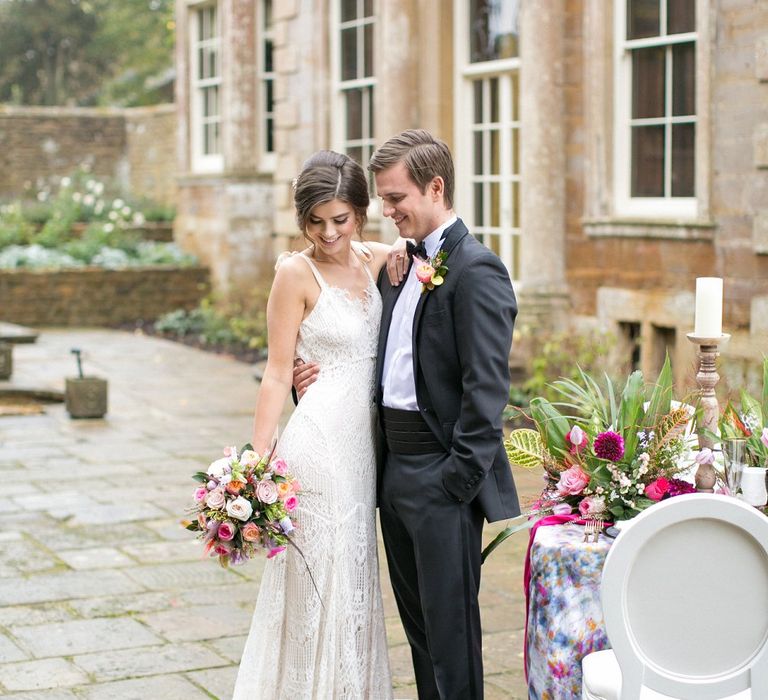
581,494,768,700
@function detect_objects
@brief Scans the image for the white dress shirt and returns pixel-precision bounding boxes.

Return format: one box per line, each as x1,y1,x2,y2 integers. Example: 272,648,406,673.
381,216,457,409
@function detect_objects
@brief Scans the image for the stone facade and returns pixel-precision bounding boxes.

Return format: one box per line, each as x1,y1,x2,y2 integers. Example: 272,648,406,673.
0,267,209,327
0,105,177,207
175,0,768,375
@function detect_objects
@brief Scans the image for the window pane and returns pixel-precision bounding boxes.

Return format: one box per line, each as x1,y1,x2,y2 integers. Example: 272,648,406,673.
347,145,363,165
363,23,373,77
632,46,665,118
631,125,665,196
627,0,660,39
198,47,205,79
671,123,695,196
470,0,520,63
490,182,500,227
265,79,274,112
511,129,519,175
264,39,273,73
473,131,484,175
490,129,500,175
511,181,520,226
346,89,363,141
363,0,372,16
667,0,695,34
366,86,374,138
490,77,499,123
473,81,483,123
510,72,519,121
341,0,357,22
341,28,357,81
672,42,695,116
264,0,273,29
266,117,274,152
474,183,484,224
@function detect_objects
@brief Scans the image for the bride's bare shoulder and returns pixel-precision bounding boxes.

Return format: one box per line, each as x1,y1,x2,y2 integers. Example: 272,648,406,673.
273,249,315,287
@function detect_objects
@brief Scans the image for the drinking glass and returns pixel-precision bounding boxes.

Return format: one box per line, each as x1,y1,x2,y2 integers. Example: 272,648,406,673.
722,438,748,496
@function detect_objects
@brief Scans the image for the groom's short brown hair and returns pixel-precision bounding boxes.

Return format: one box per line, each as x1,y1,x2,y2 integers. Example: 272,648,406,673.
368,129,455,209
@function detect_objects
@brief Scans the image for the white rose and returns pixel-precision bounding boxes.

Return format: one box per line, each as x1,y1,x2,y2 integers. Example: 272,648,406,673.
226,496,253,522
207,457,229,478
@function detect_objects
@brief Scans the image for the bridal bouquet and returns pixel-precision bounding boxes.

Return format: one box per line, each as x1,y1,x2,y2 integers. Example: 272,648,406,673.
506,357,697,521
184,444,301,567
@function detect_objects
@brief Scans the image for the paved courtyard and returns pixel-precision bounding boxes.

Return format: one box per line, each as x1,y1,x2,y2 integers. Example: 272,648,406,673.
0,328,538,699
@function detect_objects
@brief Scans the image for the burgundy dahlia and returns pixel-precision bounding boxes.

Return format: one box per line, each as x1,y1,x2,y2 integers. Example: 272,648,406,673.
667,478,696,497
593,430,625,461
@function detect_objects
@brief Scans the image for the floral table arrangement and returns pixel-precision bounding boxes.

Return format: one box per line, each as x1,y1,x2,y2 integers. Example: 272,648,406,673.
505,356,696,522
183,444,301,567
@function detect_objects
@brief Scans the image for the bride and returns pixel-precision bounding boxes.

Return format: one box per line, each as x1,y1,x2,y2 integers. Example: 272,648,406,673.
233,151,397,699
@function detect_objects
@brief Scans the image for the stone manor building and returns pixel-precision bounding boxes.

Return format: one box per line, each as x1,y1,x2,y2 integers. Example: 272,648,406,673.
174,0,768,384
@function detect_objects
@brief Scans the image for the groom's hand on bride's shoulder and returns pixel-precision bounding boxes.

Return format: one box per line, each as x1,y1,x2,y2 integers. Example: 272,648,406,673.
292,358,319,401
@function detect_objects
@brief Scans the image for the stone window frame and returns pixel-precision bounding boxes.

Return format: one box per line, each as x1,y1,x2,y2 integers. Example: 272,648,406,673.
190,1,224,173
583,0,713,240
330,0,376,187
452,0,522,280
257,0,276,172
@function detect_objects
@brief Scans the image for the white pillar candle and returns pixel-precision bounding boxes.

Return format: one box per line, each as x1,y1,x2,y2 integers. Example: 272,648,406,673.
694,277,723,337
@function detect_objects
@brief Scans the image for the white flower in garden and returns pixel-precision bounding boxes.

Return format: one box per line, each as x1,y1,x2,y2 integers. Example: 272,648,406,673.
83,194,95,207
94,200,104,215
86,179,96,191
113,198,125,209
72,192,82,203
94,182,104,195
132,212,146,226
108,211,118,221
103,223,114,233
61,177,71,188
121,206,131,217
36,191,48,202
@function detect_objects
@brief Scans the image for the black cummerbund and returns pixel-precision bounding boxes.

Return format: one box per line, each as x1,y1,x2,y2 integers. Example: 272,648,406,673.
381,406,444,455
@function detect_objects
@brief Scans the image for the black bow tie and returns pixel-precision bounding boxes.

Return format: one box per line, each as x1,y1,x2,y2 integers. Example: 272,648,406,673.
406,240,428,260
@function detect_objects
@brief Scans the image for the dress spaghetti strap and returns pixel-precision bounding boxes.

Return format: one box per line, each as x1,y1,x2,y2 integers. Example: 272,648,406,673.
298,253,327,289
351,241,375,283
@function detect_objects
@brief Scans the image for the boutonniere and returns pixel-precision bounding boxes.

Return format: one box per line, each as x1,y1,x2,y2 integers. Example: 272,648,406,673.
414,250,448,293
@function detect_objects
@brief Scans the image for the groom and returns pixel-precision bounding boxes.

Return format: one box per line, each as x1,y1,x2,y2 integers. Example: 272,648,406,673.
370,129,519,700
296,129,519,699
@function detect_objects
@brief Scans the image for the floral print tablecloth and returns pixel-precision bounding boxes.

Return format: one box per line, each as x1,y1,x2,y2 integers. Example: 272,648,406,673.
526,523,613,700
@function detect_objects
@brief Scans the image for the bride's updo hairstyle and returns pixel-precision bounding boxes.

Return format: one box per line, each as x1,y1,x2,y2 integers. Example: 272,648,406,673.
293,150,370,235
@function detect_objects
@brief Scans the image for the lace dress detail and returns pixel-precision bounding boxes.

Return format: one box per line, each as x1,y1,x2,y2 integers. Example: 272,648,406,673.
233,253,392,700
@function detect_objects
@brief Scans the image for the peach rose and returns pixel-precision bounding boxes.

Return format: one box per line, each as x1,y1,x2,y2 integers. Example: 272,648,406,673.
226,496,253,522
242,522,261,542
277,482,292,499
414,262,435,284
226,480,245,495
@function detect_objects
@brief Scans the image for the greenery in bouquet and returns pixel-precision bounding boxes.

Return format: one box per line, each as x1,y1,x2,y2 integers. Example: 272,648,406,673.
184,444,301,567
506,356,696,521
718,358,768,468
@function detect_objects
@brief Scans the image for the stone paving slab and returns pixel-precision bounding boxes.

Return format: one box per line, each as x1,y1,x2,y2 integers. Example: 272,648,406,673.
0,329,538,698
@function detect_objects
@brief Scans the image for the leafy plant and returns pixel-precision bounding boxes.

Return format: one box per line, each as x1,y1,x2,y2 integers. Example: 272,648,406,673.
719,357,768,467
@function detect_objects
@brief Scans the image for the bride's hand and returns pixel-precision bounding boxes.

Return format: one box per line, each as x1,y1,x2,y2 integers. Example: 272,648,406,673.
293,357,319,400
386,237,411,287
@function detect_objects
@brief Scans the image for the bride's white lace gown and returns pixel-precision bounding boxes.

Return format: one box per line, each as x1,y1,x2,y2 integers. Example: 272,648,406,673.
233,252,393,700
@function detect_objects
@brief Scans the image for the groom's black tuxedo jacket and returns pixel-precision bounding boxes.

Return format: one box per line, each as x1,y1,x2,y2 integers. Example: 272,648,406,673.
375,218,520,523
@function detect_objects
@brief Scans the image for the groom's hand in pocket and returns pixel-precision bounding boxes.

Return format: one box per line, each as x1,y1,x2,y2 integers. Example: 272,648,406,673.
292,357,319,401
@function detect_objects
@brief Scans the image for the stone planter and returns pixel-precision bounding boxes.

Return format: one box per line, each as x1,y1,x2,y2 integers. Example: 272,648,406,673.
0,342,11,380
65,377,108,418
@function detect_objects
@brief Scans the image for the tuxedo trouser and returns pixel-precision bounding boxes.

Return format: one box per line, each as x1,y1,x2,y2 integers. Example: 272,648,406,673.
379,450,484,700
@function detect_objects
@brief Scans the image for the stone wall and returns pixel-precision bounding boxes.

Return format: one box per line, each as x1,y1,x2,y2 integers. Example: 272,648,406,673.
0,266,209,327
0,105,177,207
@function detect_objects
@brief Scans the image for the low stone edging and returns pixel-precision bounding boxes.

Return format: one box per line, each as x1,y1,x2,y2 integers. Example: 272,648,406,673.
0,266,210,327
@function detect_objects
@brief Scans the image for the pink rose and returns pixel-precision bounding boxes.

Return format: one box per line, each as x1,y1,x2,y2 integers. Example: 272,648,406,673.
271,458,288,476
566,426,588,453
291,479,301,493
256,479,278,504
218,521,236,541
222,445,237,459
242,522,261,542
578,495,606,517
761,427,768,450
194,487,208,502
556,465,589,496
552,502,573,516
414,262,435,284
284,495,298,512
205,487,226,510
214,542,232,556
645,477,670,501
